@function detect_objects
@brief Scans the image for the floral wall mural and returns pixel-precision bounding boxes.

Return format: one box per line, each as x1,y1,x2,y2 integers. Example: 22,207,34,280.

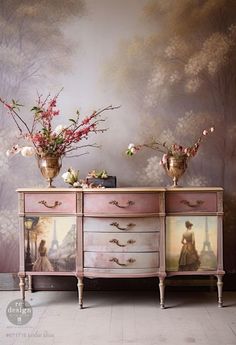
0,0,235,277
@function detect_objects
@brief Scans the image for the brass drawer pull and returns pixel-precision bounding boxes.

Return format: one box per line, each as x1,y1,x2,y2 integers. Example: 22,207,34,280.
38,200,62,209
109,200,135,208
109,257,136,266
109,238,136,247
180,199,204,208
110,222,136,231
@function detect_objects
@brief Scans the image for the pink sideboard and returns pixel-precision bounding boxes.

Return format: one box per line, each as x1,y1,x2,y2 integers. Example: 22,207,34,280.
17,187,224,308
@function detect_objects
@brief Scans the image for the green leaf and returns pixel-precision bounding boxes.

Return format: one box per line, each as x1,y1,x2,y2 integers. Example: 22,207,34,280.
69,118,76,124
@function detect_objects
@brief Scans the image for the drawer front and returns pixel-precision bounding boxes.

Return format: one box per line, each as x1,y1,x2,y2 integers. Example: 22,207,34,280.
84,193,160,214
83,217,160,232
84,252,159,269
84,232,159,252
24,193,77,213
84,268,159,275
166,192,217,213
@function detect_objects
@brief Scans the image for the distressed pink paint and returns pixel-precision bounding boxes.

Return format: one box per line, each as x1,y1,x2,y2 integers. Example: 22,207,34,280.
84,232,160,252
24,193,76,213
166,192,217,213
84,252,159,269
84,192,160,214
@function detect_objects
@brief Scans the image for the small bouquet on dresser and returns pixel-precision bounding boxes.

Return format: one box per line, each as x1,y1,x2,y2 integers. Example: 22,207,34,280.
126,126,215,187
62,168,116,188
86,169,117,188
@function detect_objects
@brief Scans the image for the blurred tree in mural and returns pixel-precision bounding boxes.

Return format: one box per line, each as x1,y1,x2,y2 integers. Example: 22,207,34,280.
0,0,85,272
107,0,236,271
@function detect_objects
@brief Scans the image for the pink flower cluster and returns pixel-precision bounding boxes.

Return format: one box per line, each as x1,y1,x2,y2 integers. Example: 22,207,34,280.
0,92,118,158
126,127,215,165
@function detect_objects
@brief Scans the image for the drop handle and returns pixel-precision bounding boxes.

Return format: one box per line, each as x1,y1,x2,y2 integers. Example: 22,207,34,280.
109,238,136,247
110,222,136,231
38,200,62,208
109,200,135,208
180,199,204,208
109,257,136,266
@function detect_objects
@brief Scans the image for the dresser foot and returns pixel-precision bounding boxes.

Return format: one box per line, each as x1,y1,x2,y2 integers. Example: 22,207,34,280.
216,275,223,307
77,277,84,309
27,275,33,292
159,277,165,309
18,274,26,302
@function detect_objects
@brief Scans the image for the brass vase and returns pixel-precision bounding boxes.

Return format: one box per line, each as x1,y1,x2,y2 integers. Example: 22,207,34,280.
37,155,62,188
164,156,187,187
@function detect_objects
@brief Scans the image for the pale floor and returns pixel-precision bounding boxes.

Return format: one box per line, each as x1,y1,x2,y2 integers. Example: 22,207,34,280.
0,290,236,345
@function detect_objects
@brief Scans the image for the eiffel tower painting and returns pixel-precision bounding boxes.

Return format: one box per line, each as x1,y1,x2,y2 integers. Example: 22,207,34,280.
199,217,217,270
48,220,59,255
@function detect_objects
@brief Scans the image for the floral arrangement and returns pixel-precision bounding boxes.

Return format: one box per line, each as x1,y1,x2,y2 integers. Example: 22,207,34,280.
86,169,108,179
126,126,215,165
62,167,107,188
0,91,118,158
62,167,81,187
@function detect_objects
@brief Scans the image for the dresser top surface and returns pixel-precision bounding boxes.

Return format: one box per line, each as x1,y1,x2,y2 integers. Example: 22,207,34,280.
16,186,223,193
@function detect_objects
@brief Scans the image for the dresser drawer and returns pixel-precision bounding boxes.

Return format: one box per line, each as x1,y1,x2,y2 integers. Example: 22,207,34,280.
24,193,77,213
166,192,217,213
84,232,159,252
83,217,160,232
84,252,159,269
84,192,160,214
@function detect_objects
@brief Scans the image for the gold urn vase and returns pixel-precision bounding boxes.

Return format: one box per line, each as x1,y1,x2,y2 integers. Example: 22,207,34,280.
164,156,187,187
37,155,62,188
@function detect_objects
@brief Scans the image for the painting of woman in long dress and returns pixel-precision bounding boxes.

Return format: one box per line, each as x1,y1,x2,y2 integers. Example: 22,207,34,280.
32,240,54,272
178,221,201,271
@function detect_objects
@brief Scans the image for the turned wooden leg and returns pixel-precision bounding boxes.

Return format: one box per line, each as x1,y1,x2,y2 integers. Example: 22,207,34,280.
216,275,223,308
19,275,26,302
28,275,33,293
159,277,165,309
77,277,84,309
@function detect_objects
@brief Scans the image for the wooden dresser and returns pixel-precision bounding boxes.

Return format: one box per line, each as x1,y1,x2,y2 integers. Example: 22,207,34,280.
17,187,224,308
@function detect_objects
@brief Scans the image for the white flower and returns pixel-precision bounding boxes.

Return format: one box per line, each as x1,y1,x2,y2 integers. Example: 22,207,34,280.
73,181,81,188
53,124,65,135
128,143,135,149
6,144,21,156
21,146,35,157
62,171,70,181
202,130,208,136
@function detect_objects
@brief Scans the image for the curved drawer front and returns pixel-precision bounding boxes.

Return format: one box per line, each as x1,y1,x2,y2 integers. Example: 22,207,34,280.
83,217,160,233
84,268,159,275
84,232,159,252
84,252,159,269
84,193,160,214
24,193,77,213
166,192,217,213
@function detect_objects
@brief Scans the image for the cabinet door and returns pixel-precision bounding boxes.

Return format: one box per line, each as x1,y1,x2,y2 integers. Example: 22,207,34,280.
166,216,218,272
24,216,76,272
